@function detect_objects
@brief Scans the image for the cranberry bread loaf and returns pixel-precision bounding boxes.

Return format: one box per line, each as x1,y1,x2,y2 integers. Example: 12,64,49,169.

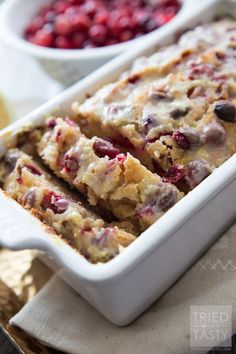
37,117,183,231
73,20,236,189
0,149,136,263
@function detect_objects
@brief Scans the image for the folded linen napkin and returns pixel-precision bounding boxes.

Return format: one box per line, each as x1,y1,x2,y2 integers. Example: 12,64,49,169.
10,224,236,354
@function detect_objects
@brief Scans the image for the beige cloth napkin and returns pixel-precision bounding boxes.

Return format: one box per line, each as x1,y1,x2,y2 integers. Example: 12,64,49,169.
10,223,236,354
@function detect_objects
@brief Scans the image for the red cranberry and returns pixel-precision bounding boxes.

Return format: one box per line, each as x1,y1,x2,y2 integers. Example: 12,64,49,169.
24,164,42,176
214,101,236,122
4,150,19,172
68,0,85,5
110,8,130,22
127,0,143,7
172,130,191,150
162,0,180,6
215,52,226,61
163,165,185,184
81,0,97,17
178,128,200,145
65,5,80,16
64,152,80,175
202,121,226,145
155,11,175,26
56,130,63,142
22,190,36,208
94,11,109,26
106,39,119,46
54,1,71,14
55,36,73,49
127,74,140,84
30,30,54,47
47,118,57,129
133,10,150,29
110,134,134,149
89,25,108,46
119,30,133,42
72,32,86,48
139,184,178,216
188,63,214,80
185,160,211,190
16,176,23,184
93,139,120,159
72,13,91,31
43,23,55,34
117,16,134,32
90,228,113,247
44,11,57,23
41,191,69,214
16,163,42,181
82,226,92,233
116,154,126,163
25,17,44,36
157,187,177,211
51,195,69,214
54,14,73,35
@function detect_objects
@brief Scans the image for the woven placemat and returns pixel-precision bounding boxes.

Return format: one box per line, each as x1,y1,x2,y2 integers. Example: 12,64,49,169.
0,248,63,353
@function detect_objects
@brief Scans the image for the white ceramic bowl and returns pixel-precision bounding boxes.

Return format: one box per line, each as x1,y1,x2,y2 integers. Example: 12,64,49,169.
0,0,186,86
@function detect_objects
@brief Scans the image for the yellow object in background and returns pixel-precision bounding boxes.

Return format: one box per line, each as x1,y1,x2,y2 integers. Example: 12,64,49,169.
0,95,10,129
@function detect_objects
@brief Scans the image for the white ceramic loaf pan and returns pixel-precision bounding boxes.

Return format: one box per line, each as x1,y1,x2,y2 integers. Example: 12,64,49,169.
0,0,235,326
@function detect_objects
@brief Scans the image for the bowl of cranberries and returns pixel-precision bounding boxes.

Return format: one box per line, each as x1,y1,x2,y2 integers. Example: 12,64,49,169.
0,0,181,85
